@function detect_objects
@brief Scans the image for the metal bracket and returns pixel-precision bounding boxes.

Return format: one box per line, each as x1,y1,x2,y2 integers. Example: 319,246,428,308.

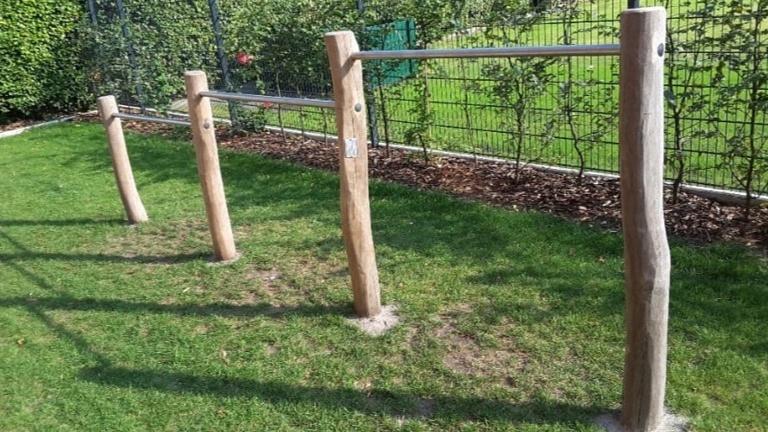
345,138,359,158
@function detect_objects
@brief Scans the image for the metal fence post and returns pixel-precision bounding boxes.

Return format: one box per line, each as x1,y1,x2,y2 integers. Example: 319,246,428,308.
115,0,146,113
357,0,381,148
87,0,98,25
406,20,415,75
207,0,238,127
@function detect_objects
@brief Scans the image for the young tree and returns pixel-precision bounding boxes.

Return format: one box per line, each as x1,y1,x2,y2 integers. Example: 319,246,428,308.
663,0,711,204
706,0,768,219
363,20,411,155
479,0,559,183
557,0,616,183
398,0,470,156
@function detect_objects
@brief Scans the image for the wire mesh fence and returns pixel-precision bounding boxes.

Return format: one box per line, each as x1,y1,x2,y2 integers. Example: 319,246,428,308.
83,0,768,201
85,0,221,110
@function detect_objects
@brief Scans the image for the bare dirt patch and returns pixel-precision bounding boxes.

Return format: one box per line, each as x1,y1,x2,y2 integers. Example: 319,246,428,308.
435,305,530,386
103,220,212,264
159,297,177,305
245,269,282,298
233,290,263,306
265,343,279,355
347,305,400,336
194,323,214,334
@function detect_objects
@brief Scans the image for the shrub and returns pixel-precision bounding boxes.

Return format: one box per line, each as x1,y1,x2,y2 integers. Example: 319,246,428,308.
83,0,221,111
0,0,90,121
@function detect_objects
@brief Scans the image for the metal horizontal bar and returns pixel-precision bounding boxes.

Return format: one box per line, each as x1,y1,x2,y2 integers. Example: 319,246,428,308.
114,113,191,127
199,91,335,109
352,44,621,60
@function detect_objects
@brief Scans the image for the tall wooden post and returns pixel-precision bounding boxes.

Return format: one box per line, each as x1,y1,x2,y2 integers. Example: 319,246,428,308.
325,31,382,318
618,7,670,432
97,95,148,225
184,71,238,262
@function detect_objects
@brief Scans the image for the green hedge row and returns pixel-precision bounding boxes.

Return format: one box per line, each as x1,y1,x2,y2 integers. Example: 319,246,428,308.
0,0,469,122
0,0,91,121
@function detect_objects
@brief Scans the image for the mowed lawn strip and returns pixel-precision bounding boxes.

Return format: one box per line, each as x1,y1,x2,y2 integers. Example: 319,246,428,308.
0,122,765,431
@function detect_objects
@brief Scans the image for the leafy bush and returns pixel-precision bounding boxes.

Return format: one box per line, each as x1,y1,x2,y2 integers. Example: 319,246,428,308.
0,0,90,121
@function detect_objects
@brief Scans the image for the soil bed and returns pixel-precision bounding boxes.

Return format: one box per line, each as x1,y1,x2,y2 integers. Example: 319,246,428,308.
90,116,768,250
0,119,40,133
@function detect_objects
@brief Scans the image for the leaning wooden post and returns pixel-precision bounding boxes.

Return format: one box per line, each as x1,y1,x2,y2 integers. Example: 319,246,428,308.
325,31,382,318
184,71,238,262
97,95,148,224
618,7,670,432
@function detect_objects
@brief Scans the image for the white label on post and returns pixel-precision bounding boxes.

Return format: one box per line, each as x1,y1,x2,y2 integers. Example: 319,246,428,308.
345,138,359,158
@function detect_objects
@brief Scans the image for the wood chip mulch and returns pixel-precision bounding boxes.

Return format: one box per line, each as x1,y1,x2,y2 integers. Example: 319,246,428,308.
0,119,40,133
88,116,768,250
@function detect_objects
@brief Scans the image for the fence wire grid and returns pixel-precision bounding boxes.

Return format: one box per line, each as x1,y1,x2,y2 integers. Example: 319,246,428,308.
85,0,768,199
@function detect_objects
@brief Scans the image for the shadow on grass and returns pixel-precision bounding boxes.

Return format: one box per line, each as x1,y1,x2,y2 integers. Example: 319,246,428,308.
0,218,125,227
748,342,768,356
465,266,626,318
0,295,351,319
81,130,768,338
78,365,603,426
21,125,768,358
0,230,207,264
0,251,209,265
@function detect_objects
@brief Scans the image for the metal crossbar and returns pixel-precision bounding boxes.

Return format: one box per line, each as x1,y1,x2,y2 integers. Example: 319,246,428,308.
352,44,621,60
113,112,191,127
199,91,336,109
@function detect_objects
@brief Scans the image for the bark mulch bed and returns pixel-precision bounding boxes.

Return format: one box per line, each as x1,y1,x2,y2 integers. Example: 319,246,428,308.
88,116,768,250
0,119,41,133
0,113,78,133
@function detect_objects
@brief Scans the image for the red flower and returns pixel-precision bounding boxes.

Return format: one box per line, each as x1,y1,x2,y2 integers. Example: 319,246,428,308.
236,52,253,65
263,102,273,109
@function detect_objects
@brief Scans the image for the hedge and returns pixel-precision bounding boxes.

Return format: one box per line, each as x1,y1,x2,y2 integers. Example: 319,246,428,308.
0,0,90,121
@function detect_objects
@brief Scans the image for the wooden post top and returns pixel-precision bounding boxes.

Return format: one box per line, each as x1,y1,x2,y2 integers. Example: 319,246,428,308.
324,30,355,38
621,5,665,14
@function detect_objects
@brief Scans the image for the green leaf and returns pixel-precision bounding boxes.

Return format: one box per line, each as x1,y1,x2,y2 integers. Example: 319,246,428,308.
664,89,677,108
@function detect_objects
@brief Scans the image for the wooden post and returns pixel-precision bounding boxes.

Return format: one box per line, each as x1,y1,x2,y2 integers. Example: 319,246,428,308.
184,71,238,262
618,7,670,432
97,95,148,224
325,31,382,318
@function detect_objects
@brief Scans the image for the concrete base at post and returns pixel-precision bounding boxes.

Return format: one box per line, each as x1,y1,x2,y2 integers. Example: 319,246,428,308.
346,305,399,336
596,411,687,432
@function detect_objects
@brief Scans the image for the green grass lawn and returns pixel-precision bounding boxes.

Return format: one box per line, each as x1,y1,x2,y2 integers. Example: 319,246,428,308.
1,122,766,431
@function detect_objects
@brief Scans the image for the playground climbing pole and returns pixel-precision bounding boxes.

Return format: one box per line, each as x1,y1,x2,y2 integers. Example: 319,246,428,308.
184,71,238,262
99,13,671,425
325,31,382,318
183,72,380,317
342,6,671,430
618,7,670,431
97,95,149,225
